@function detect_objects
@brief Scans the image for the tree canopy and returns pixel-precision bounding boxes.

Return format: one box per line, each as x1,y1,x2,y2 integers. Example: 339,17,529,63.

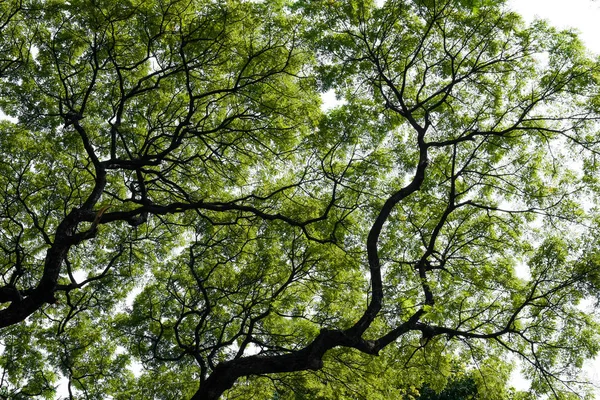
1,0,600,399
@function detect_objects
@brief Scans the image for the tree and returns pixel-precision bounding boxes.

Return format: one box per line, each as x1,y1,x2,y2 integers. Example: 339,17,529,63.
415,376,478,400
1,0,600,398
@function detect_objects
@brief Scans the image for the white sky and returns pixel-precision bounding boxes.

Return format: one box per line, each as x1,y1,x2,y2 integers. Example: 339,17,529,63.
508,0,600,54
507,0,600,395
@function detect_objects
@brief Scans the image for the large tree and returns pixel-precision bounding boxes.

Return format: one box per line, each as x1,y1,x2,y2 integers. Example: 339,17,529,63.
1,0,600,398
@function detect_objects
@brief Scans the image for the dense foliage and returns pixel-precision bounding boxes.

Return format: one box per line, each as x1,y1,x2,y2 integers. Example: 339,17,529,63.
1,0,600,398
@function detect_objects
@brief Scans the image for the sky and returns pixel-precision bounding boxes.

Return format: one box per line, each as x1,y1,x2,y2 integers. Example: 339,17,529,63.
508,0,600,54
506,0,600,394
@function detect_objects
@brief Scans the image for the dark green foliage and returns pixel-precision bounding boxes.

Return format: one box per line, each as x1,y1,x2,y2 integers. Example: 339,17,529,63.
416,377,478,400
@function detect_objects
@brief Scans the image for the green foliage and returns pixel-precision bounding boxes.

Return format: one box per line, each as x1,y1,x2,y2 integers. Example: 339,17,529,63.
415,377,478,400
1,0,600,399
